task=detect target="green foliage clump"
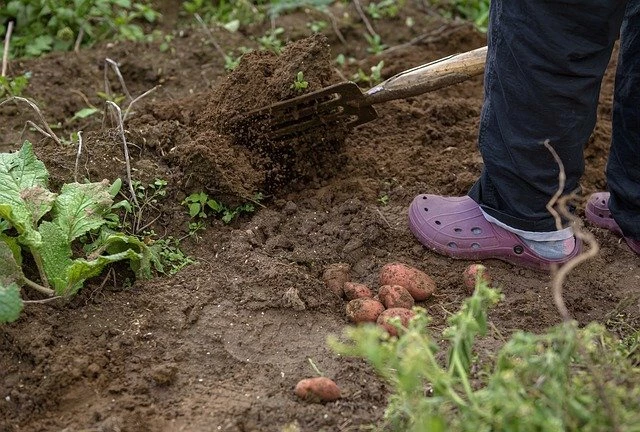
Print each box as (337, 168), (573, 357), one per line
(0, 73), (30, 98)
(432, 0), (490, 31)
(331, 280), (640, 431)
(0, 0), (160, 58)
(182, 191), (262, 225)
(0, 142), (152, 323)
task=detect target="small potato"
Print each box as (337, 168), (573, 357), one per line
(463, 264), (492, 293)
(346, 298), (385, 323)
(343, 282), (373, 300)
(377, 308), (416, 337)
(378, 285), (414, 309)
(379, 263), (436, 301)
(295, 377), (341, 402)
(322, 263), (351, 298)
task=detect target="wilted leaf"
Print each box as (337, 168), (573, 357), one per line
(65, 249), (144, 295)
(0, 239), (23, 285)
(51, 180), (114, 242)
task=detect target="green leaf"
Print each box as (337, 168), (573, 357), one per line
(38, 221), (73, 294)
(0, 239), (24, 285)
(66, 248), (143, 295)
(0, 282), (23, 324)
(72, 107), (100, 121)
(51, 180), (114, 242)
(188, 202), (201, 218)
(0, 141), (50, 248)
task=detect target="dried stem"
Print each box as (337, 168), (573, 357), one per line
(123, 85), (160, 122)
(104, 58), (133, 102)
(194, 13), (228, 62)
(0, 97), (62, 145)
(74, 131), (84, 182)
(106, 101), (139, 210)
(74, 28), (84, 53)
(322, 9), (347, 45)
(352, 0), (378, 38)
(2, 20), (14, 77)
(23, 296), (63, 304)
(22, 276), (54, 297)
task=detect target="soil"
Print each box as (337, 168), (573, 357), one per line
(1, 2), (639, 432)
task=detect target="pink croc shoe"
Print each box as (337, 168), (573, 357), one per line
(585, 192), (640, 255)
(408, 194), (583, 271)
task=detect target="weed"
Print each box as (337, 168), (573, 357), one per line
(182, 191), (262, 224)
(1, 0), (160, 58)
(365, 33), (387, 55)
(0, 72), (31, 98)
(352, 60), (384, 85)
(183, 0), (262, 27)
(431, 0), (490, 31)
(148, 235), (195, 275)
(257, 27), (285, 54)
(291, 71), (309, 92)
(366, 0), (405, 19)
(377, 195), (389, 206)
(306, 20), (328, 33)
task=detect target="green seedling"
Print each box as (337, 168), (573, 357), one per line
(365, 33), (387, 55)
(352, 60), (384, 85)
(182, 191), (262, 224)
(378, 195), (389, 206)
(0, 72), (31, 98)
(307, 20), (328, 33)
(366, 0), (405, 19)
(0, 142), (152, 323)
(257, 27), (285, 54)
(291, 71), (309, 92)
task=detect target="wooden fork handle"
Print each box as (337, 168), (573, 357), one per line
(362, 46), (487, 106)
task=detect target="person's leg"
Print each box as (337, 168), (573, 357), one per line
(468, 0), (627, 231)
(607, 1), (640, 241)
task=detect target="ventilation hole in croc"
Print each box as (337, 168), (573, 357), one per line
(422, 196), (428, 200)
(471, 243), (481, 249)
(454, 228), (462, 233)
(448, 242), (457, 249)
(601, 199), (606, 204)
(423, 207), (429, 212)
(513, 245), (524, 255)
(435, 220), (441, 225)
(471, 227), (482, 235)
(598, 213), (603, 218)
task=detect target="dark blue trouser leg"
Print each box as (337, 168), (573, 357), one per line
(608, 2), (640, 240)
(468, 0), (629, 232)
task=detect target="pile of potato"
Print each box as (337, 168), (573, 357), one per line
(323, 262), (437, 337)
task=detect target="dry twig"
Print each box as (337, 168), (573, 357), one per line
(2, 20), (14, 77)
(104, 58), (133, 101)
(0, 97), (62, 145)
(352, 0), (378, 38)
(106, 101), (139, 210)
(73, 131), (84, 182)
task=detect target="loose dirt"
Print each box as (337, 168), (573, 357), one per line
(1, 2), (638, 432)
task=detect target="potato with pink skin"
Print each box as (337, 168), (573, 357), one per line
(322, 263), (351, 298)
(343, 282), (373, 300)
(379, 263), (436, 301)
(295, 377), (341, 402)
(463, 264), (492, 293)
(377, 308), (416, 337)
(346, 298), (385, 323)
(378, 285), (415, 309)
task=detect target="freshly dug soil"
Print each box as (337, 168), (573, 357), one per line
(1, 2), (638, 432)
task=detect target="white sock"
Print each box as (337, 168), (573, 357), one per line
(481, 210), (576, 259)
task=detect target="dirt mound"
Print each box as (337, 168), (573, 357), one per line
(129, 34), (348, 199)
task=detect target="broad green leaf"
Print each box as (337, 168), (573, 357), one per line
(65, 249), (143, 295)
(86, 230), (152, 279)
(72, 107), (100, 121)
(0, 239), (23, 285)
(0, 282), (23, 324)
(38, 221), (73, 294)
(0, 142), (50, 247)
(51, 180), (114, 242)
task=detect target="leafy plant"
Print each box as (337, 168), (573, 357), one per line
(147, 235), (194, 275)
(366, 0), (405, 19)
(182, 191), (262, 224)
(352, 60), (384, 85)
(306, 19), (328, 33)
(0, 142), (152, 323)
(0, 0), (160, 58)
(431, 0), (490, 31)
(183, 0), (262, 27)
(256, 27), (285, 54)
(0, 72), (31, 98)
(331, 279), (640, 431)
(365, 33), (387, 55)
(291, 71), (309, 92)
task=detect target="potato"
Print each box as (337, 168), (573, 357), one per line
(346, 298), (385, 323)
(463, 264), (492, 293)
(378, 285), (414, 309)
(377, 308), (416, 337)
(343, 282), (373, 300)
(322, 263), (351, 298)
(295, 377), (341, 402)
(379, 262), (436, 301)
